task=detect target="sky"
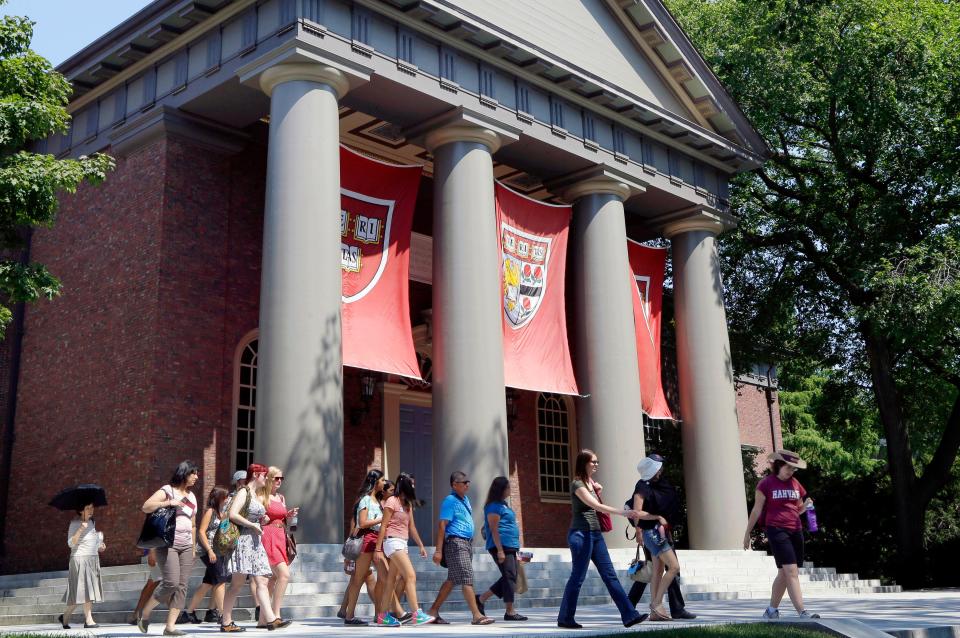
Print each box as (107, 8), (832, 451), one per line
(3, 0), (155, 67)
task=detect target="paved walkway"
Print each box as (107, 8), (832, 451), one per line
(3, 592), (959, 637)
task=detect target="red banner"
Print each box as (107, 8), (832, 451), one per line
(496, 183), (579, 395)
(627, 240), (672, 418)
(340, 146), (422, 379)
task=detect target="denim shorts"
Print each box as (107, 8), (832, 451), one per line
(642, 528), (672, 557)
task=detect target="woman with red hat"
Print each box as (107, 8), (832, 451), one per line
(743, 450), (820, 620)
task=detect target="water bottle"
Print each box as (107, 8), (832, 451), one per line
(289, 515), (298, 532)
(805, 502), (819, 533)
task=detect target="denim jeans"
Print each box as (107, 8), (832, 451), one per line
(558, 529), (641, 625)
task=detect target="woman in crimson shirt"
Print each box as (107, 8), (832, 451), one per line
(743, 450), (820, 621)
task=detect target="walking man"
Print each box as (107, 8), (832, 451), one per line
(426, 471), (494, 625)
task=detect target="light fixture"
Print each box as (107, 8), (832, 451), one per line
(350, 372), (378, 426)
(505, 388), (519, 432)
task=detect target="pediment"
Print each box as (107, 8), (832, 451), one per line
(430, 0), (765, 153)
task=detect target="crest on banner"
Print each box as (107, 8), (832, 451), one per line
(341, 189), (394, 303)
(501, 223), (551, 328)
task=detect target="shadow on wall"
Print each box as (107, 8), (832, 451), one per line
(283, 311), (344, 542)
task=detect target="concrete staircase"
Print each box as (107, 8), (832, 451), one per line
(0, 545), (900, 626)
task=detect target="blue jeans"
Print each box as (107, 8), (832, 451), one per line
(558, 529), (641, 625)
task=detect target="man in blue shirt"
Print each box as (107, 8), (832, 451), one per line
(425, 471), (493, 625)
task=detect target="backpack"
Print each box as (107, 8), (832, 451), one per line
(213, 487), (252, 556)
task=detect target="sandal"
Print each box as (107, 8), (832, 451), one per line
(431, 616), (450, 625)
(649, 608), (671, 622)
(471, 616), (495, 625)
(221, 622), (246, 632)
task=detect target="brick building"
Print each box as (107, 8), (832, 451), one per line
(0, 0), (778, 574)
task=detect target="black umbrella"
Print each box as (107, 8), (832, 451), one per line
(49, 484), (108, 511)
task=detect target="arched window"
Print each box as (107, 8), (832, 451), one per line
(234, 336), (258, 472)
(537, 392), (573, 498)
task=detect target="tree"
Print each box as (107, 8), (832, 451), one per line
(0, 4), (114, 337)
(666, 0), (960, 586)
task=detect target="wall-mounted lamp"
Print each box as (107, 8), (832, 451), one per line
(505, 388), (519, 432)
(350, 372), (378, 427)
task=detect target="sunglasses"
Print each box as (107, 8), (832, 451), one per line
(649, 454), (665, 462)
(274, 476), (284, 482)
(454, 480), (471, 485)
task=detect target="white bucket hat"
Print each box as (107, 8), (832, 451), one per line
(232, 470), (247, 483)
(637, 454), (664, 481)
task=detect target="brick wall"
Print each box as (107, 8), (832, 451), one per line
(3, 139), (168, 573)
(735, 378), (782, 471)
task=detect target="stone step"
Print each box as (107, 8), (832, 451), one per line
(0, 546), (900, 626)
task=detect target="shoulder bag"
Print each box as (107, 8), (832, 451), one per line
(213, 487), (252, 556)
(592, 481), (613, 533)
(341, 503), (364, 560)
(627, 544), (654, 582)
(136, 487), (177, 549)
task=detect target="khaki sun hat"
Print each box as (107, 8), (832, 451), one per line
(768, 450), (807, 469)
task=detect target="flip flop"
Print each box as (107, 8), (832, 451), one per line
(471, 617), (495, 625)
(431, 616), (450, 625)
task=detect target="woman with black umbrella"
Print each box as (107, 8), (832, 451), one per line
(60, 502), (105, 629)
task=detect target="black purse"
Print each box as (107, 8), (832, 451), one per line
(137, 489), (178, 550)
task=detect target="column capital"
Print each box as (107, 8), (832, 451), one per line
(405, 107), (520, 154)
(259, 63), (350, 99)
(653, 205), (737, 238)
(546, 166), (647, 203)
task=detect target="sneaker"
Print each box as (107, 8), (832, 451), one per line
(138, 616), (150, 634)
(397, 612), (413, 624)
(799, 610), (821, 619)
(176, 611), (190, 625)
(762, 608), (780, 620)
(672, 609), (697, 620)
(503, 613), (528, 621)
(204, 610), (222, 624)
(337, 609), (346, 620)
(185, 611), (202, 624)
(376, 612), (401, 627)
(413, 609), (434, 626)
(344, 617), (368, 626)
(164, 629), (188, 637)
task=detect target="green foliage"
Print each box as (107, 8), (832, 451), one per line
(666, 0), (960, 584)
(624, 624), (826, 638)
(0, 2), (114, 338)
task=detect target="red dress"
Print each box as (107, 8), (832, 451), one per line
(262, 498), (288, 566)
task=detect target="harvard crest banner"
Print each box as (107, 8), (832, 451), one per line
(496, 182), (579, 395)
(627, 240), (672, 419)
(340, 146), (422, 379)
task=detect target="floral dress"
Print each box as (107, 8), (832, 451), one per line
(227, 489), (272, 576)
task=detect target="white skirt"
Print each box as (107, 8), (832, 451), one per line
(62, 555), (103, 604)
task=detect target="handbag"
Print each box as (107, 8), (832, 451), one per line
(341, 518), (364, 560)
(285, 531), (298, 564)
(136, 487), (177, 549)
(515, 560), (528, 595)
(213, 487), (251, 556)
(627, 544), (654, 582)
(592, 481), (613, 533)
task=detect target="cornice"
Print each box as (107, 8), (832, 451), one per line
(109, 105), (249, 157)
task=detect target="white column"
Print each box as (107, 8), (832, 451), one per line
(425, 123), (509, 535)
(666, 216), (748, 549)
(255, 64), (350, 544)
(560, 175), (646, 549)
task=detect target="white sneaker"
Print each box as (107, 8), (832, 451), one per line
(762, 608), (780, 620)
(799, 610), (821, 619)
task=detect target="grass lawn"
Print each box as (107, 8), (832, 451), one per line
(624, 624), (827, 638)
